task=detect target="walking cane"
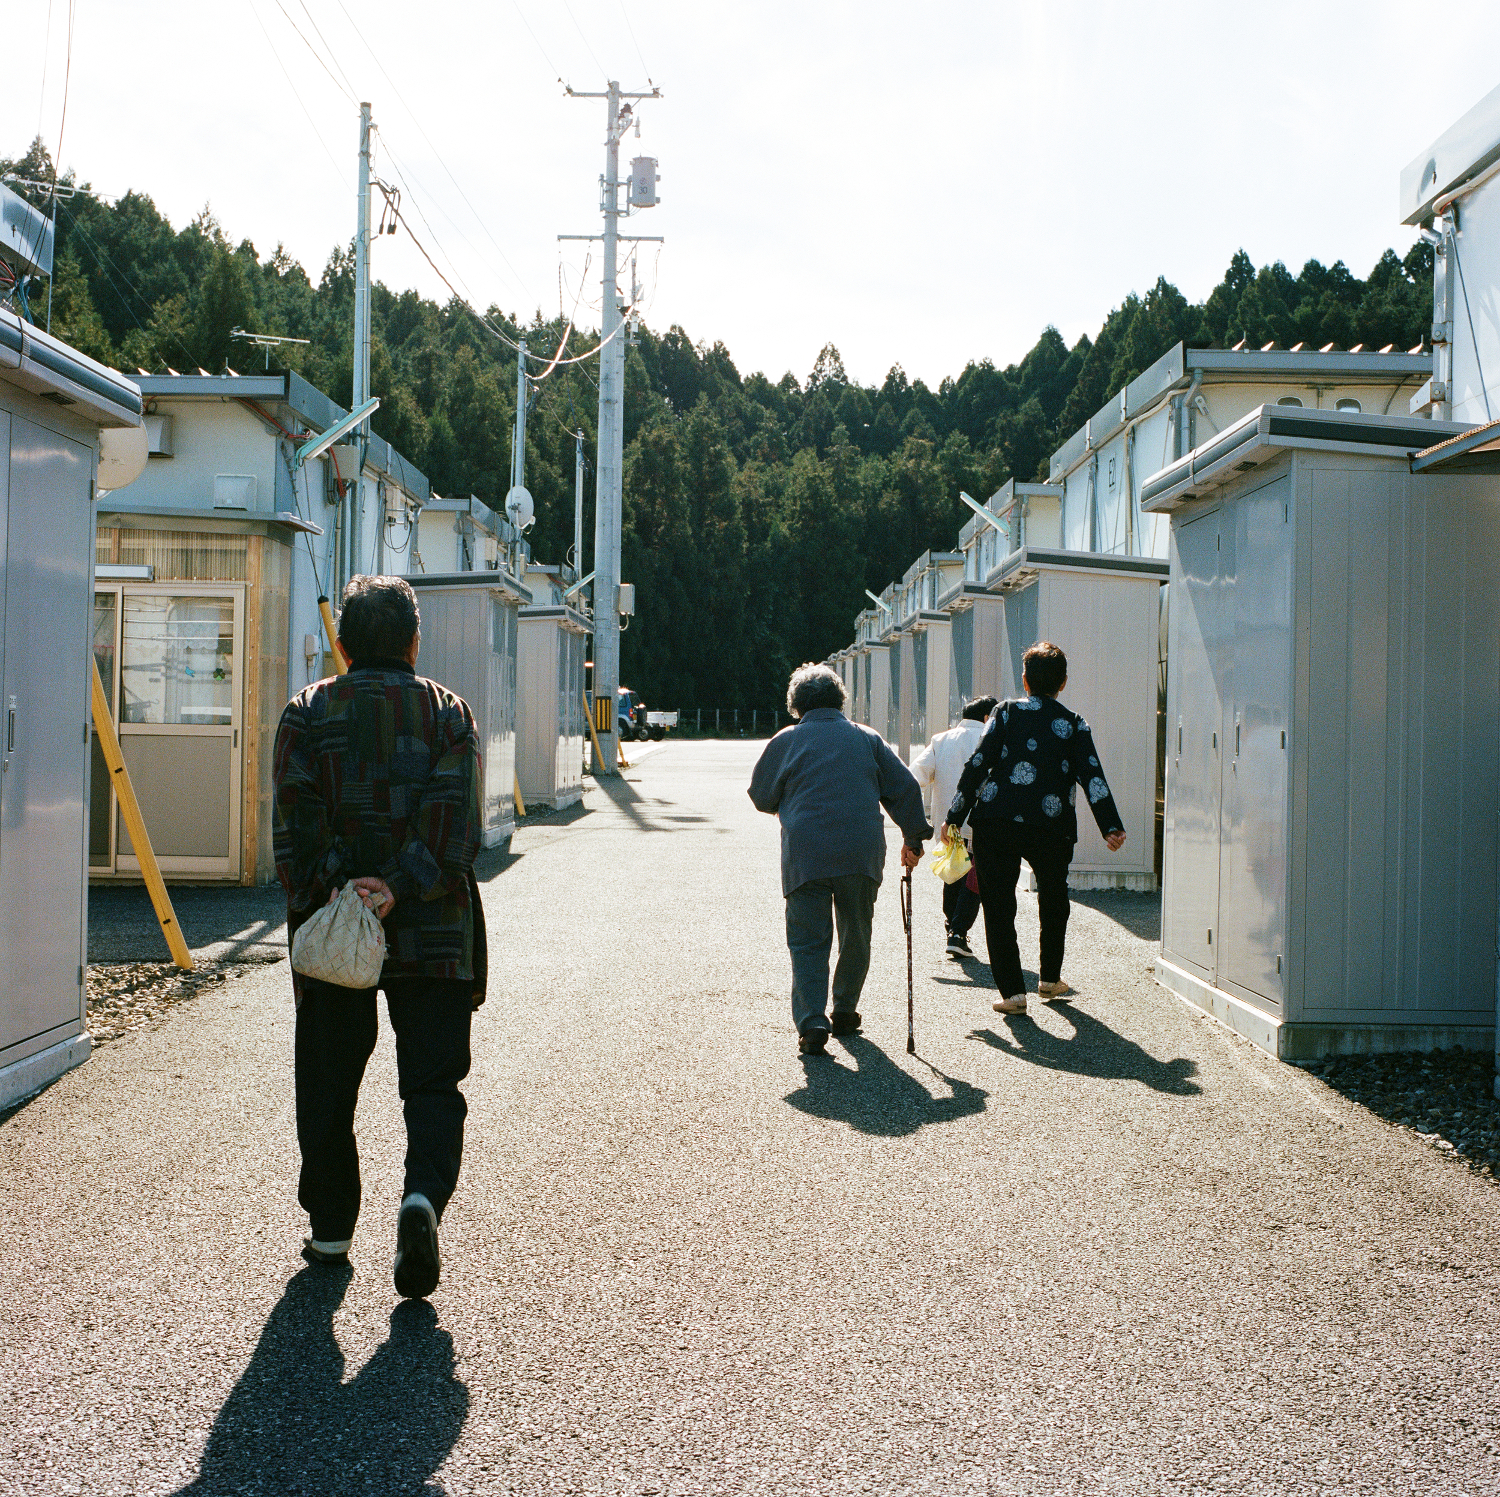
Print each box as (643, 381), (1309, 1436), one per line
(900, 867), (915, 1054)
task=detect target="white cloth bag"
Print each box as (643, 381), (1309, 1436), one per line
(291, 882), (387, 990)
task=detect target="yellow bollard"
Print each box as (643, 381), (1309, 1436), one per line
(317, 595), (347, 675)
(90, 655), (194, 970)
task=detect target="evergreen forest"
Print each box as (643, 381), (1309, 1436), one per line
(3, 140), (1437, 713)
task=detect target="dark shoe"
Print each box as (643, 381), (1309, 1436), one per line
(830, 1011), (862, 1036)
(301, 1236), (350, 1266)
(798, 1026), (830, 1055)
(393, 1193), (441, 1299)
(946, 933), (973, 958)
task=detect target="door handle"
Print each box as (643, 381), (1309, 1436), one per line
(3, 694), (15, 768)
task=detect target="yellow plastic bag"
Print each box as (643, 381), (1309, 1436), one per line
(928, 826), (972, 884)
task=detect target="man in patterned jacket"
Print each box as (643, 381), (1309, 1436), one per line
(273, 575), (486, 1299)
(945, 641), (1125, 1015)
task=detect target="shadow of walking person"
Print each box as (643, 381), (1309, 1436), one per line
(177, 1266), (469, 1496)
(784, 1034), (989, 1137)
(967, 1005), (1200, 1096)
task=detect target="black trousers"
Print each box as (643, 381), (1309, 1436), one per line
(971, 821), (1072, 998)
(295, 976), (473, 1244)
(942, 872), (981, 937)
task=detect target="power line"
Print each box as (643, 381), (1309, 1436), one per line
(295, 0), (360, 100)
(559, 0), (609, 84)
(243, 0), (351, 196)
(36, 0), (55, 147)
(510, 0), (564, 83)
(328, 0), (538, 306)
(616, 0), (655, 89)
(271, 0), (356, 102)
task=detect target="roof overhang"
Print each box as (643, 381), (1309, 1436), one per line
(407, 569), (532, 606)
(1401, 81), (1500, 225)
(1, 309), (141, 427)
(985, 546), (1169, 593)
(95, 502), (324, 535)
(1409, 416), (1500, 473)
(1140, 405), (1472, 512)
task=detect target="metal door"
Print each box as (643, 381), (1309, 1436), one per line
(911, 629), (928, 749)
(950, 608), (973, 716)
(90, 587), (120, 869)
(0, 416), (91, 1054)
(115, 585), (243, 878)
(1217, 477), (1291, 1007)
(1162, 509), (1224, 977)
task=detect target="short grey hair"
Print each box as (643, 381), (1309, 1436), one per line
(787, 662), (846, 718)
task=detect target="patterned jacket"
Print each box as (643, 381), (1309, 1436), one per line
(946, 694), (1124, 846)
(273, 659), (484, 985)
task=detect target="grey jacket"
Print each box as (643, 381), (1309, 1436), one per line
(748, 708), (933, 895)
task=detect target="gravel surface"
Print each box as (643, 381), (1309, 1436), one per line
(3, 739), (1499, 1496)
(85, 961), (275, 1048)
(1309, 1049), (1500, 1177)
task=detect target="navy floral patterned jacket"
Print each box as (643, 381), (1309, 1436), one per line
(945, 694), (1124, 845)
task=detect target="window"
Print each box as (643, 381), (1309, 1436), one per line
(1335, 398), (1362, 414)
(1276, 396), (1304, 408)
(120, 595), (235, 725)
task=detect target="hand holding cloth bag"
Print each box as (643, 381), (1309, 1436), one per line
(291, 882), (387, 994)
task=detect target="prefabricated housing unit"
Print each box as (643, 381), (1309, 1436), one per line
(891, 550), (965, 755)
(410, 569), (533, 849)
(94, 372), (429, 884)
(984, 546), (1168, 890)
(0, 309), (143, 1106)
(1047, 343), (1433, 561)
(1145, 404), (1495, 1061)
(516, 565), (590, 812)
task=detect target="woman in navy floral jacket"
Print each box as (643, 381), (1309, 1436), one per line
(945, 641), (1126, 1014)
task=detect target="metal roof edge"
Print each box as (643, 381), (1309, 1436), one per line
(1401, 81), (1500, 224)
(1186, 348), (1431, 379)
(1409, 415), (1500, 472)
(133, 372), (289, 400)
(1, 308), (142, 426)
(407, 569), (533, 604)
(987, 546), (1169, 588)
(1140, 406), (1472, 511)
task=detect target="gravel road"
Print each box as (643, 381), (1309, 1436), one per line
(3, 739), (1498, 1496)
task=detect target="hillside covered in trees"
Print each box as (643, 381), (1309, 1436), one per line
(4, 139), (1435, 712)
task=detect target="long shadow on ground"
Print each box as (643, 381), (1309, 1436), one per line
(176, 1265), (468, 1496)
(1068, 889), (1162, 942)
(785, 1034), (989, 1136)
(968, 1006), (1200, 1096)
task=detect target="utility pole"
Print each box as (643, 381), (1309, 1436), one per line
(510, 339), (528, 576)
(573, 429), (585, 583)
(346, 101), (374, 594)
(561, 80), (661, 775)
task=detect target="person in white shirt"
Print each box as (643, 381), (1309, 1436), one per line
(908, 696), (996, 958)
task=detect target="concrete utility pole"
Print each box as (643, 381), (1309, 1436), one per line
(562, 80), (661, 775)
(347, 101), (374, 593)
(511, 339), (528, 495)
(573, 429), (585, 583)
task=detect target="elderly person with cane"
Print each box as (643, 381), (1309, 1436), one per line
(749, 663), (931, 1054)
(945, 641), (1124, 1015)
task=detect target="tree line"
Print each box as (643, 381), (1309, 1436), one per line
(4, 138), (1435, 712)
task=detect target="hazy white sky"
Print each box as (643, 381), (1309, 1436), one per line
(7, 1), (1500, 388)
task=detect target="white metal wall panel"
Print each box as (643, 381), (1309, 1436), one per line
(1217, 477), (1291, 1008)
(867, 647), (890, 742)
(1162, 509), (1223, 980)
(0, 416), (91, 1058)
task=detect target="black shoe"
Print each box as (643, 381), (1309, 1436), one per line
(946, 932), (973, 958)
(830, 1011), (862, 1036)
(798, 1026), (830, 1055)
(393, 1193), (441, 1299)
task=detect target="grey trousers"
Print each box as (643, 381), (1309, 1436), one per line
(785, 874), (879, 1034)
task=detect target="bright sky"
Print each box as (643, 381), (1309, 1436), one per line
(6, 2), (1500, 390)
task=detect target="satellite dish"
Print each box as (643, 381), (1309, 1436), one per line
(97, 423), (149, 494)
(504, 484), (535, 532)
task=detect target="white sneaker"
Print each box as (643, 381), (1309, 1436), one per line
(992, 995), (1027, 1014)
